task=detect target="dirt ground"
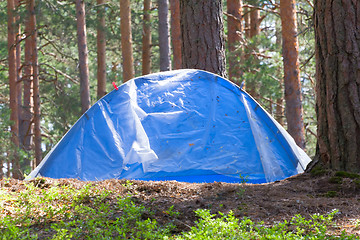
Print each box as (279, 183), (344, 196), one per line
(2, 171), (360, 236)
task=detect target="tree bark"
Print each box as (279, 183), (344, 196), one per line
(227, 0), (242, 82)
(29, 0), (42, 166)
(314, 0), (360, 172)
(20, 0), (33, 171)
(142, 0), (152, 75)
(246, 5), (260, 98)
(8, 0), (21, 178)
(180, 0), (226, 77)
(170, 0), (182, 70)
(158, 0), (171, 71)
(244, 7), (250, 38)
(275, 22), (284, 125)
(76, 0), (91, 114)
(250, 7), (260, 38)
(15, 0), (22, 134)
(120, 0), (134, 82)
(97, 0), (107, 99)
(280, 0), (305, 149)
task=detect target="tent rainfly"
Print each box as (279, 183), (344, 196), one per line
(29, 69), (311, 183)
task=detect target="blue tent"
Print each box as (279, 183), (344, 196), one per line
(29, 69), (311, 183)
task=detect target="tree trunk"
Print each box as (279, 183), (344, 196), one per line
(29, 0), (42, 166)
(20, 0), (33, 171)
(250, 7), (260, 38)
(97, 0), (107, 99)
(22, 29), (33, 156)
(7, 0), (20, 178)
(170, 0), (182, 70)
(275, 21), (284, 125)
(180, 0), (226, 77)
(15, 0), (22, 135)
(314, 0), (360, 172)
(244, 7), (250, 38)
(76, 0), (91, 114)
(227, 0), (242, 82)
(142, 0), (152, 75)
(280, 0), (305, 149)
(120, 0), (134, 82)
(246, 6), (260, 98)
(158, 0), (171, 71)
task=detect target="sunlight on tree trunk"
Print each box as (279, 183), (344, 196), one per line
(280, 0), (305, 149)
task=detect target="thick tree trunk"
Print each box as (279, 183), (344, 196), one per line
(314, 0), (360, 172)
(76, 0), (91, 114)
(227, 0), (242, 82)
(120, 0), (134, 82)
(280, 0), (305, 149)
(158, 0), (171, 71)
(170, 0), (182, 70)
(97, 0), (107, 99)
(29, 0), (42, 166)
(180, 0), (226, 77)
(142, 0), (152, 75)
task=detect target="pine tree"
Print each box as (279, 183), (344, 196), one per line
(227, 0), (243, 82)
(76, 0), (91, 114)
(7, 0), (20, 177)
(142, 0), (152, 75)
(280, 0), (305, 149)
(158, 0), (171, 71)
(314, 0), (360, 171)
(120, 0), (135, 81)
(97, 0), (107, 99)
(170, 0), (182, 70)
(180, 0), (226, 77)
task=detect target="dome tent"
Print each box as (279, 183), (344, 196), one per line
(29, 69), (311, 183)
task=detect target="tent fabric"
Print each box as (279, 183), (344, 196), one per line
(29, 69), (311, 183)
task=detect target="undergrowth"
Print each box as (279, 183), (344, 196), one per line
(0, 180), (358, 239)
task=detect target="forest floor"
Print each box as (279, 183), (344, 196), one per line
(1, 171), (360, 238)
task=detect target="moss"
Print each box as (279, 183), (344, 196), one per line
(328, 176), (342, 184)
(335, 171), (360, 179)
(310, 166), (327, 177)
(325, 191), (337, 198)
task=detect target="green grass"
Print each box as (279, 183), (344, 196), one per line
(0, 180), (358, 239)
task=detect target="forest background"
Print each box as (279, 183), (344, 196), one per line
(1, 0), (315, 178)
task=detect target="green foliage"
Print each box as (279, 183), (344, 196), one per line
(178, 209), (356, 240)
(335, 171), (360, 179)
(0, 181), (358, 239)
(0, 180), (173, 239)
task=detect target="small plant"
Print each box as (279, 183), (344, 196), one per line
(236, 174), (249, 198)
(325, 191), (338, 198)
